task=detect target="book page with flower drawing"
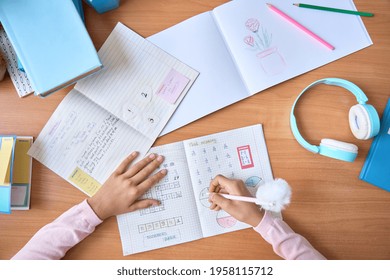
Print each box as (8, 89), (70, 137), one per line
(212, 0), (372, 94)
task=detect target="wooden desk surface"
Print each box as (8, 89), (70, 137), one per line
(1, 0), (389, 260)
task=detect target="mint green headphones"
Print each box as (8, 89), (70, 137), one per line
(290, 78), (380, 162)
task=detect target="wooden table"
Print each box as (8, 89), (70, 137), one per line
(1, 0), (389, 260)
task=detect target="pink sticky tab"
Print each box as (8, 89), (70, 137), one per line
(156, 69), (190, 104)
(237, 145), (254, 169)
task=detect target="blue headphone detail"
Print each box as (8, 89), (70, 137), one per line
(290, 78), (380, 162)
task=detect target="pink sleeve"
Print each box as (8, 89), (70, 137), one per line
(253, 211), (326, 260)
(11, 200), (102, 260)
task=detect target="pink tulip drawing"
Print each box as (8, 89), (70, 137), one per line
(245, 18), (260, 33)
(244, 36), (255, 47)
(244, 18), (272, 51)
(243, 18), (285, 76)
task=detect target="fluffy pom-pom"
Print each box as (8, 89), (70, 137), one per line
(255, 178), (291, 212)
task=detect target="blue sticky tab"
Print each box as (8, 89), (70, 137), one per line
(85, 0), (120, 14)
(0, 186), (12, 214)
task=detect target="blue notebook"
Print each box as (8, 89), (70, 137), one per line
(0, 0), (102, 97)
(14, 0), (85, 73)
(359, 98), (390, 192)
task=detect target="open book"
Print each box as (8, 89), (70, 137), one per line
(148, 0), (373, 135)
(28, 23), (199, 195)
(117, 124), (273, 255)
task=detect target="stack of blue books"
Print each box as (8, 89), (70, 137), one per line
(0, 0), (102, 97)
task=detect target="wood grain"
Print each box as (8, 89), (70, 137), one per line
(1, 0), (389, 260)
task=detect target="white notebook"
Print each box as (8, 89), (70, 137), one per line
(117, 124), (273, 255)
(149, 0), (373, 135)
(28, 23), (199, 196)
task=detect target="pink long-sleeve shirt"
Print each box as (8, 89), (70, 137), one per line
(12, 200), (325, 260)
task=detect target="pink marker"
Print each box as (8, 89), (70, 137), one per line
(266, 3), (335, 50)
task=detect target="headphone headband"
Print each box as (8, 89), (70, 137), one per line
(290, 78), (369, 154)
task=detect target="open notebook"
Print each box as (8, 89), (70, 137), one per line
(117, 124), (273, 255)
(28, 23), (198, 195)
(149, 0), (373, 135)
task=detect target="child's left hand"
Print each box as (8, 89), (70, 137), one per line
(87, 151), (167, 220)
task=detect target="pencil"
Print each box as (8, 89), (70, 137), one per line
(266, 3), (335, 50)
(293, 3), (374, 17)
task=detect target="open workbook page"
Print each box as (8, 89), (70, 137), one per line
(117, 141), (203, 256)
(183, 124), (273, 237)
(28, 23), (198, 196)
(116, 124), (273, 255)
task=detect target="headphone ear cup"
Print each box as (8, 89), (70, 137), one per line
(349, 104), (380, 140)
(319, 139), (358, 162)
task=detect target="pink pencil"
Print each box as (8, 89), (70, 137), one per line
(266, 3), (335, 50)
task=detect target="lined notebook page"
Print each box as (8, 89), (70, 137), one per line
(28, 23), (198, 197)
(117, 141), (203, 256)
(183, 124), (274, 237)
(75, 22), (199, 140)
(28, 89), (153, 195)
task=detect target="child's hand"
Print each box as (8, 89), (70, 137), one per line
(208, 174), (263, 227)
(87, 152), (167, 220)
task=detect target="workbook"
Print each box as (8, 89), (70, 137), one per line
(148, 0), (373, 135)
(117, 124), (273, 255)
(28, 23), (198, 196)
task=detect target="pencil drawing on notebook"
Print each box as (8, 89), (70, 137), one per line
(243, 18), (286, 76)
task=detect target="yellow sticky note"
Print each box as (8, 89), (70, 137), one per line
(0, 137), (15, 185)
(68, 167), (102, 197)
(12, 138), (33, 184)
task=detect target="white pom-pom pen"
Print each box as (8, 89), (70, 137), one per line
(207, 178), (292, 212)
(208, 192), (268, 206)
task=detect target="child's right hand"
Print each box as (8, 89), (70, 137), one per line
(208, 175), (264, 227)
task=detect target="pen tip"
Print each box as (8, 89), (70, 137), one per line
(266, 3), (271, 7)
(293, 3), (298, 6)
